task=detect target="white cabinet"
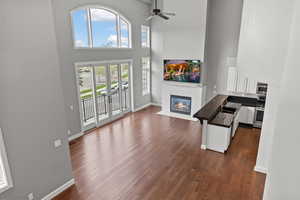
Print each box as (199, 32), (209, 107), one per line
(207, 125), (232, 153)
(239, 106), (255, 125)
(226, 68), (258, 94)
(247, 79), (258, 94)
(248, 107), (255, 124)
(232, 111), (240, 137)
(227, 67), (238, 92)
(236, 74), (248, 93)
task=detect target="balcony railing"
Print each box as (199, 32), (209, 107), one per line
(81, 87), (129, 123)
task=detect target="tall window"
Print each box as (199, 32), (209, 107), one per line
(0, 128), (12, 194)
(142, 57), (150, 95)
(141, 25), (150, 48)
(71, 7), (131, 48)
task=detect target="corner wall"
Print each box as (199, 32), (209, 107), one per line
(0, 0), (73, 199)
(237, 0), (294, 173)
(204, 0), (244, 101)
(263, 1), (300, 199)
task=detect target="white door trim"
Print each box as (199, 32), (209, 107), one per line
(74, 59), (133, 132)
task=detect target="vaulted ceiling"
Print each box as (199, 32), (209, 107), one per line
(137, 0), (152, 4)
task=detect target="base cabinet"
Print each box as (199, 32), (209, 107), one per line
(207, 125), (232, 153)
(239, 106), (255, 125)
(232, 111), (240, 137)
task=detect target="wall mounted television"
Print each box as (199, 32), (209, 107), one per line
(163, 60), (201, 83)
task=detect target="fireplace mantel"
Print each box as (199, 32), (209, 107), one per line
(157, 82), (206, 121)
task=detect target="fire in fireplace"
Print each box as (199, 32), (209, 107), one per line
(170, 95), (192, 115)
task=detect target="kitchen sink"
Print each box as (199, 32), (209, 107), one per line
(221, 107), (236, 114)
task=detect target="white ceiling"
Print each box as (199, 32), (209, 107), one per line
(138, 0), (152, 4)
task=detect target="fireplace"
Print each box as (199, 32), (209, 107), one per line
(170, 95), (192, 115)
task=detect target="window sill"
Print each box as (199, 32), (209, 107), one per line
(0, 183), (13, 194)
(73, 47), (134, 50)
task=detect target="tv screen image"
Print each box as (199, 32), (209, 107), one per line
(163, 60), (201, 83)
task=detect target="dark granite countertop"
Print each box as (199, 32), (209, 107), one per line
(194, 94), (259, 128)
(193, 95), (228, 121)
(209, 112), (234, 128)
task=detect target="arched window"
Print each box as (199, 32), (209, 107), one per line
(71, 7), (131, 48)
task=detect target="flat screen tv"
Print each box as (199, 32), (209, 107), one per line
(163, 60), (201, 83)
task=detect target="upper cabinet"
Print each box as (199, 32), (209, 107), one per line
(227, 67), (258, 94)
(247, 79), (257, 94)
(227, 67), (238, 92)
(236, 73), (247, 93)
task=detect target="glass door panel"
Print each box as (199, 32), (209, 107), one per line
(94, 65), (109, 122)
(121, 63), (130, 111)
(77, 61), (131, 131)
(109, 64), (122, 116)
(77, 66), (96, 127)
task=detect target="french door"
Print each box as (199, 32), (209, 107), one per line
(76, 60), (132, 131)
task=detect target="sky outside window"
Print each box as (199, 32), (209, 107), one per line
(71, 7), (132, 48)
(90, 8), (118, 47)
(72, 9), (89, 47)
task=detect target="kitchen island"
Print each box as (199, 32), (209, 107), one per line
(194, 94), (257, 153)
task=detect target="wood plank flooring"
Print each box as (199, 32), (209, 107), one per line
(54, 106), (266, 200)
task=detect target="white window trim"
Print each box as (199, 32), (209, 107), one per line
(70, 5), (132, 49)
(0, 128), (13, 194)
(141, 25), (150, 48)
(74, 59), (135, 131)
(142, 57), (151, 96)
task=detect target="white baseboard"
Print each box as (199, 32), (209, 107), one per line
(150, 102), (161, 107)
(133, 103), (152, 112)
(68, 132), (84, 142)
(157, 111), (198, 121)
(254, 165), (268, 174)
(41, 179), (75, 200)
(201, 144), (207, 150)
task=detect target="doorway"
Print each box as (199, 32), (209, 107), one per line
(75, 60), (132, 131)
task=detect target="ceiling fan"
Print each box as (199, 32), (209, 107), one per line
(146, 0), (176, 21)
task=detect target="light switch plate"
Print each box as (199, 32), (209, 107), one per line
(54, 139), (62, 148)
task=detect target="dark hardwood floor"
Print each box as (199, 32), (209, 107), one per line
(55, 106), (266, 200)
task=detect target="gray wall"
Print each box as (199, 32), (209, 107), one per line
(263, 1), (300, 199)
(0, 0), (73, 199)
(151, 0), (208, 104)
(51, 0), (151, 136)
(151, 0), (164, 104)
(237, 0), (294, 173)
(205, 0), (244, 101)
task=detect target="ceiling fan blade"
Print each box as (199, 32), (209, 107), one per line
(158, 13), (170, 20)
(145, 15), (155, 21)
(162, 12), (176, 16)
